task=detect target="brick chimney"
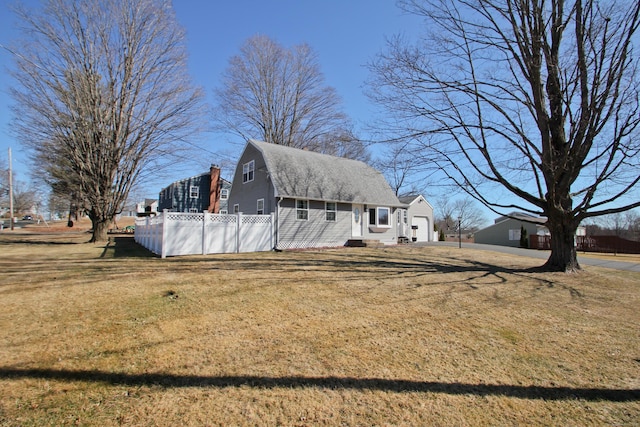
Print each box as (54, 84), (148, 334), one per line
(208, 165), (221, 213)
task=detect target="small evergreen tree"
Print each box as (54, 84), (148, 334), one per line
(520, 226), (529, 248)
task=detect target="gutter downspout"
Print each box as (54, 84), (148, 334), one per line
(275, 197), (282, 250)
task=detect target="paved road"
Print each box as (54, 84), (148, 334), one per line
(421, 241), (640, 272)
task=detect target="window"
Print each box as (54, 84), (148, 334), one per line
(257, 199), (264, 215)
(369, 206), (391, 228)
(189, 185), (199, 199)
(233, 204), (239, 214)
(378, 207), (390, 226)
(296, 199), (308, 220)
(220, 209), (228, 214)
(220, 189), (229, 200)
(325, 202), (336, 221)
(189, 208), (198, 213)
(242, 160), (255, 183)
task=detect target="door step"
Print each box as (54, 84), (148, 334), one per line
(346, 239), (383, 248)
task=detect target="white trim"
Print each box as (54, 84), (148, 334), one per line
(189, 185), (199, 199)
(296, 199), (309, 221)
(369, 206), (392, 228)
(257, 198), (265, 215)
(325, 201), (337, 222)
(242, 160), (255, 183)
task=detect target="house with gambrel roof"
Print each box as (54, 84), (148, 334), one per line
(228, 139), (404, 250)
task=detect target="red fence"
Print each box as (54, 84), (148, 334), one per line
(529, 234), (551, 250)
(529, 234), (640, 254)
(576, 235), (640, 254)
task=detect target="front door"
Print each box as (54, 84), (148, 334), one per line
(352, 204), (363, 237)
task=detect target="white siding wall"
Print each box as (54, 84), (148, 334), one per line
(277, 200), (351, 249)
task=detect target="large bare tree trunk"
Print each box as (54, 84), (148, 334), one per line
(544, 215), (580, 272)
(89, 216), (110, 243)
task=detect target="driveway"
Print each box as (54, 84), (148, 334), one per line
(421, 241), (640, 272)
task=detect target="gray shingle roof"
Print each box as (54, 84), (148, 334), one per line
(398, 195), (420, 204)
(250, 139), (403, 206)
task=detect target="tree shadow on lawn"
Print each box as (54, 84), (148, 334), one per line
(166, 249), (568, 294)
(100, 236), (155, 258)
(0, 367), (637, 402)
(90, 237), (569, 291)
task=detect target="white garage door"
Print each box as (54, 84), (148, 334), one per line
(411, 216), (430, 242)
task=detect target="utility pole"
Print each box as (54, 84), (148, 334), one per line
(8, 148), (14, 231)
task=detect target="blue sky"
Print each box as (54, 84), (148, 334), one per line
(0, 0), (425, 198)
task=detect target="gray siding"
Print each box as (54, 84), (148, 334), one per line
(474, 219), (539, 247)
(277, 199), (351, 249)
(228, 141), (402, 248)
(228, 144), (275, 214)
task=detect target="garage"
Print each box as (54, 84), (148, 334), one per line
(411, 216), (430, 242)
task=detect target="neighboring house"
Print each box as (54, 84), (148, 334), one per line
(398, 195), (435, 242)
(474, 212), (548, 247)
(227, 139), (405, 250)
(158, 165), (231, 213)
(137, 199), (158, 215)
(119, 199), (157, 219)
(120, 204), (138, 217)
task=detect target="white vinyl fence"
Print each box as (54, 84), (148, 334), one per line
(135, 211), (274, 258)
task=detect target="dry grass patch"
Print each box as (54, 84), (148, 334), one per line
(0, 233), (638, 426)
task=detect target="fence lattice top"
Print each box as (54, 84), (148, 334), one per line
(242, 215), (272, 224)
(166, 213), (204, 222)
(207, 214), (238, 224)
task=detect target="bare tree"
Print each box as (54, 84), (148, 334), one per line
(11, 179), (37, 215)
(375, 141), (430, 196)
(591, 211), (640, 240)
(435, 196), (486, 233)
(10, 0), (205, 242)
(0, 160), (38, 217)
(214, 35), (369, 161)
(367, 0), (640, 271)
